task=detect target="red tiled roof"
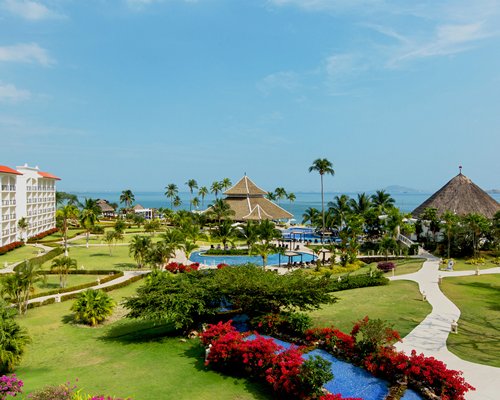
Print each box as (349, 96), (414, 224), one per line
(38, 171), (61, 180)
(0, 165), (22, 175)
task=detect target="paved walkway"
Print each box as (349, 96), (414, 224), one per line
(390, 255), (500, 400)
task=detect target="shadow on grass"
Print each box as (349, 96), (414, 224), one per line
(100, 319), (178, 344)
(89, 253), (110, 257)
(182, 345), (274, 399)
(113, 263), (136, 269)
(455, 281), (500, 311)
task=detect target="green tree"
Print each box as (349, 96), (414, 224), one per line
(220, 178), (232, 192)
(1, 261), (43, 314)
(165, 184), (179, 209)
(309, 158), (335, 233)
(80, 198), (100, 248)
(349, 193), (372, 216)
(257, 219), (281, 245)
(378, 235), (399, 261)
(274, 187), (287, 205)
(182, 240), (198, 260)
(212, 219), (237, 248)
(463, 213), (490, 258)
(71, 289), (116, 326)
(0, 299), (31, 373)
(119, 190), (135, 210)
(191, 196), (200, 210)
(186, 179), (198, 211)
(103, 231), (118, 256)
(207, 199), (235, 224)
(302, 207), (320, 226)
(173, 195), (182, 209)
(327, 194), (351, 230)
(51, 256), (77, 288)
(56, 204), (79, 256)
(371, 190), (395, 214)
(240, 220), (259, 250)
(198, 186), (209, 208)
(56, 191), (81, 208)
(146, 241), (176, 269)
(251, 242), (277, 267)
(144, 219), (161, 236)
(210, 181), (223, 199)
(17, 217), (28, 242)
(287, 192), (296, 205)
(129, 235), (153, 268)
(420, 207), (441, 243)
(266, 192), (277, 201)
(442, 211), (459, 258)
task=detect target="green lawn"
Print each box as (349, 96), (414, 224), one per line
(441, 274), (500, 367)
(17, 281), (271, 400)
(366, 258), (425, 277)
(43, 245), (138, 271)
(308, 280), (432, 337)
(34, 274), (104, 294)
(38, 229), (85, 242)
(0, 245), (41, 265)
(69, 233), (163, 245)
(439, 256), (499, 272)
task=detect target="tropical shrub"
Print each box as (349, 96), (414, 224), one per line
(350, 316), (400, 358)
(376, 261), (396, 272)
(319, 395), (362, 400)
(164, 262), (200, 273)
(70, 289), (116, 326)
(216, 263), (228, 269)
(0, 242), (24, 256)
(250, 312), (312, 339)
(326, 271), (388, 292)
(0, 374), (23, 399)
(26, 228), (58, 243)
(27, 383), (74, 400)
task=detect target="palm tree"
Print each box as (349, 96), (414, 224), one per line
(70, 289), (116, 327)
(464, 213), (490, 258)
(0, 299), (31, 373)
(182, 240), (198, 260)
(257, 220), (281, 245)
(349, 193), (372, 216)
(80, 198), (100, 248)
(129, 235), (153, 268)
(17, 217), (28, 242)
(442, 211), (458, 258)
(173, 195), (182, 209)
(146, 241), (176, 269)
(191, 196), (200, 210)
(119, 190), (135, 210)
(198, 186), (209, 208)
(327, 194), (351, 230)
(371, 190), (395, 214)
(165, 184), (179, 209)
(210, 181), (223, 199)
(309, 158), (335, 233)
(207, 199), (235, 224)
(240, 221), (259, 250)
(51, 256), (77, 288)
(56, 191), (81, 208)
(221, 178), (232, 191)
(302, 207), (320, 226)
(103, 231), (118, 256)
(56, 204), (79, 256)
(186, 179), (198, 211)
(251, 242), (277, 268)
(266, 192), (277, 201)
(287, 192), (296, 205)
(274, 187), (287, 205)
(212, 219), (237, 248)
(1, 261), (43, 314)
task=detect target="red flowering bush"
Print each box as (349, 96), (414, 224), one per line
(304, 327), (356, 359)
(164, 262), (200, 273)
(27, 228), (58, 242)
(350, 316), (401, 358)
(319, 395), (362, 400)
(0, 242), (24, 256)
(377, 262), (395, 272)
(216, 263), (228, 269)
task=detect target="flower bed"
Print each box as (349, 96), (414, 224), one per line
(26, 228), (59, 243)
(0, 242), (24, 256)
(164, 262), (200, 273)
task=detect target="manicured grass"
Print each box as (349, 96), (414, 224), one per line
(38, 229), (85, 242)
(34, 275), (103, 294)
(308, 280), (432, 337)
(441, 274), (500, 367)
(438, 256), (499, 272)
(0, 245), (41, 265)
(70, 233), (163, 245)
(363, 258), (425, 277)
(42, 245), (138, 271)
(16, 281), (271, 400)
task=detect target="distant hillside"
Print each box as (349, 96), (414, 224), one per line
(382, 185), (422, 194)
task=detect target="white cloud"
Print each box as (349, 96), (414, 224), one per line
(0, 43), (55, 66)
(388, 22), (494, 67)
(2, 0), (64, 20)
(0, 82), (31, 102)
(257, 71), (300, 94)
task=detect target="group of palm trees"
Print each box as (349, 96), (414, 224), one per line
(266, 187), (296, 206)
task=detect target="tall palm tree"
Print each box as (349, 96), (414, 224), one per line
(80, 198), (100, 248)
(186, 179), (198, 211)
(266, 192), (277, 201)
(165, 184), (179, 209)
(274, 187), (287, 205)
(173, 195), (182, 209)
(309, 158), (335, 233)
(208, 199), (235, 224)
(51, 256), (77, 288)
(442, 211), (458, 258)
(182, 240), (199, 260)
(349, 193), (372, 216)
(327, 194), (351, 230)
(129, 235), (153, 268)
(212, 219), (237, 248)
(210, 181), (223, 199)
(287, 192), (296, 205)
(56, 204), (79, 256)
(251, 242), (277, 268)
(71, 289), (116, 327)
(302, 207), (320, 226)
(17, 217), (28, 242)
(240, 221), (259, 250)
(257, 220), (281, 245)
(119, 190), (135, 210)
(220, 178), (232, 192)
(371, 190), (395, 214)
(191, 196), (200, 210)
(198, 186), (209, 208)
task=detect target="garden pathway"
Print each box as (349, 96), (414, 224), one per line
(390, 255), (500, 400)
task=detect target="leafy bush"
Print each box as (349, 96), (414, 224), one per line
(15, 247), (64, 271)
(27, 383), (74, 400)
(0, 300), (31, 373)
(326, 271), (389, 292)
(251, 312), (312, 339)
(90, 225), (105, 234)
(26, 228), (59, 243)
(377, 261), (396, 272)
(71, 289), (116, 326)
(204, 249), (249, 256)
(465, 257), (485, 265)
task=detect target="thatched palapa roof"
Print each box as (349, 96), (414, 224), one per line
(219, 175), (293, 221)
(412, 171), (500, 219)
(96, 199), (115, 213)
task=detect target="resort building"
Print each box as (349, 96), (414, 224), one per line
(0, 166), (22, 247)
(217, 175), (293, 221)
(97, 199), (116, 218)
(0, 163), (60, 247)
(412, 168), (500, 219)
(133, 204), (153, 220)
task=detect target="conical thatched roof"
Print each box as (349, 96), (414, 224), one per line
(413, 173), (500, 219)
(224, 175), (267, 197)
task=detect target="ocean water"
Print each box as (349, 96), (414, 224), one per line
(71, 191), (500, 221)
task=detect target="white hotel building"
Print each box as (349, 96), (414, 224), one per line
(0, 164), (60, 247)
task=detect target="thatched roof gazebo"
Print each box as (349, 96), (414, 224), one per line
(219, 175), (293, 221)
(412, 168), (500, 219)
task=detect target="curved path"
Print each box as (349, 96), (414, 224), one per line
(390, 255), (500, 400)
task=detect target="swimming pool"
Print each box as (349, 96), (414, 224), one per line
(189, 250), (316, 266)
(246, 334), (422, 400)
(282, 227), (340, 242)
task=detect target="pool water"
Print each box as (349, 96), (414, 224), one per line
(245, 334), (422, 400)
(282, 227), (340, 243)
(189, 251), (316, 266)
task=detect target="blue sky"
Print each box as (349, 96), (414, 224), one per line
(1, 0), (499, 193)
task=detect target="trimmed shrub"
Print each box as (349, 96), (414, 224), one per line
(26, 228), (59, 243)
(326, 271), (389, 292)
(377, 262), (396, 272)
(0, 242), (24, 256)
